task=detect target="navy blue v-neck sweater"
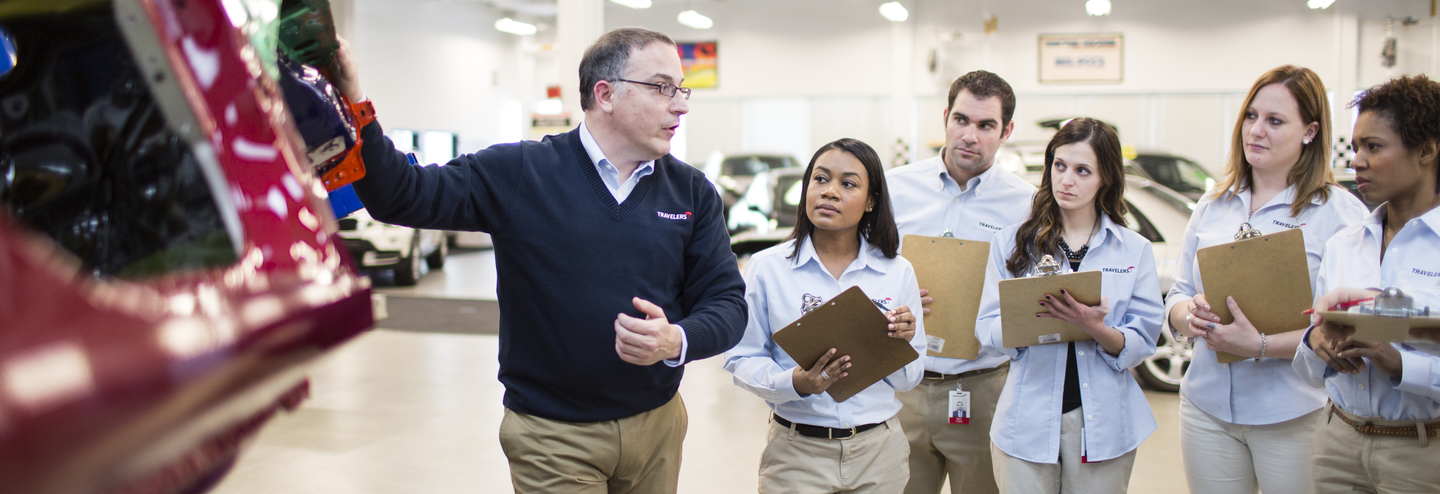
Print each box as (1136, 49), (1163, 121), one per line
(352, 122), (747, 422)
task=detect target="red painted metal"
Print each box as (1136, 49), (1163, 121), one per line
(0, 0), (374, 492)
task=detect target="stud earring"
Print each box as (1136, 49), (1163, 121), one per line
(866, 207), (874, 212)
(1303, 136), (1313, 145)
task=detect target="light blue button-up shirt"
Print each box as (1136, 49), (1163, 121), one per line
(976, 214), (1164, 463)
(1165, 185), (1367, 425)
(886, 155), (1037, 374)
(1294, 203), (1440, 420)
(578, 121), (655, 204)
(578, 122), (686, 366)
(723, 237), (927, 428)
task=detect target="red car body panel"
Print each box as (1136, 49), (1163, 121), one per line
(0, 0), (373, 492)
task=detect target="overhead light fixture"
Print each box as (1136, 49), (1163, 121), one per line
(1307, 0), (1337, 9)
(879, 2), (909, 22)
(677, 10), (713, 29)
(609, 0), (652, 8)
(1085, 0), (1111, 16)
(494, 18), (537, 35)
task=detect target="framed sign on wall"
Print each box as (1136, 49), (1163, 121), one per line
(1038, 34), (1123, 83)
(678, 41), (718, 88)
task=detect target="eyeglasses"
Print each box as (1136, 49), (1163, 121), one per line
(617, 79), (692, 100)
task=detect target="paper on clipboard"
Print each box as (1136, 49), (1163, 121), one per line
(998, 271), (1103, 348)
(1197, 228), (1311, 363)
(772, 286), (920, 402)
(1318, 311), (1440, 344)
(902, 234), (989, 360)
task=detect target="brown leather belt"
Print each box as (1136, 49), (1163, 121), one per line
(924, 361), (1009, 381)
(1329, 403), (1440, 439)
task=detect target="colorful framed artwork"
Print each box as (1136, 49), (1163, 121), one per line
(678, 41), (717, 89)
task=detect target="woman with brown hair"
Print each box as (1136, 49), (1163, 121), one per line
(975, 118), (1163, 493)
(1164, 66), (1368, 494)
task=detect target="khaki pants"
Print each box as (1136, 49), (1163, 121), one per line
(498, 394), (687, 494)
(1312, 405), (1440, 494)
(1179, 396), (1321, 494)
(759, 415), (911, 494)
(990, 408), (1137, 494)
(897, 364), (1007, 494)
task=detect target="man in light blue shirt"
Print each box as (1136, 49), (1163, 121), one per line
(886, 70), (1037, 494)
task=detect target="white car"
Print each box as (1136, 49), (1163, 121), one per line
(336, 209), (447, 285)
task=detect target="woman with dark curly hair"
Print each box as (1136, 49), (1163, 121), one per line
(1166, 66), (1369, 494)
(974, 118), (1164, 493)
(1295, 74), (1440, 493)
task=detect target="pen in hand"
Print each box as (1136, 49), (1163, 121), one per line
(1301, 297), (1374, 315)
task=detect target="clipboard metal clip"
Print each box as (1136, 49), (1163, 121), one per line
(1034, 254), (1062, 277)
(1360, 287), (1432, 318)
(1234, 222), (1263, 240)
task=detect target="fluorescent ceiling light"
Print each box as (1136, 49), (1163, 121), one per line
(609, 0), (651, 8)
(1086, 0), (1111, 16)
(494, 18), (537, 36)
(879, 2), (909, 22)
(677, 10), (713, 29)
(1307, 0), (1337, 9)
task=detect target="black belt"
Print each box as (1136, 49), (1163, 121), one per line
(773, 414), (882, 440)
(924, 361), (1009, 381)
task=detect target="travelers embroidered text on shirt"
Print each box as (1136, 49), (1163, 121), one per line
(1102, 266), (1136, 274)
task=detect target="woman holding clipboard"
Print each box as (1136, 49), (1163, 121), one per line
(1163, 66), (1367, 494)
(1295, 75), (1440, 492)
(974, 118), (1164, 493)
(723, 138), (926, 493)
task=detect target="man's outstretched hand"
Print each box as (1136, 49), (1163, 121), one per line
(326, 36), (364, 102)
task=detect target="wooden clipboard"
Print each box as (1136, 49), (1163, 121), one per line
(902, 234), (989, 360)
(1319, 311), (1440, 344)
(998, 271), (1103, 348)
(1197, 228), (1312, 363)
(772, 286), (920, 402)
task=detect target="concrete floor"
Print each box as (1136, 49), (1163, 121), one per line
(210, 249), (1189, 493)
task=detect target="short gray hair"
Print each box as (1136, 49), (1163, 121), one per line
(579, 27), (675, 111)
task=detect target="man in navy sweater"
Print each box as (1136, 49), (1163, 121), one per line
(331, 28), (747, 493)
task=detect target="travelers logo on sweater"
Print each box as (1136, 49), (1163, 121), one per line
(657, 211), (693, 220)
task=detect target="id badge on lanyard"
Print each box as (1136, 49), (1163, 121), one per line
(948, 379), (970, 425)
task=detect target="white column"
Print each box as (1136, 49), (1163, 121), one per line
(1333, 2), (1360, 139)
(557, 0), (605, 121)
(889, 4), (916, 168)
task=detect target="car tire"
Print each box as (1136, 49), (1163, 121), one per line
(426, 234), (447, 269)
(394, 232), (422, 286)
(1137, 325), (1192, 393)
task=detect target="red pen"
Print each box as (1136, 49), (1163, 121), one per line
(1301, 297), (1374, 315)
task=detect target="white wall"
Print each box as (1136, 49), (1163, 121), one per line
(606, 0), (1440, 173)
(351, 0), (521, 158)
(342, 0), (1440, 172)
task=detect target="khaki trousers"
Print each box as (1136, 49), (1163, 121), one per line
(759, 415), (911, 494)
(990, 408), (1137, 494)
(1179, 396), (1321, 494)
(1312, 405), (1440, 494)
(498, 394), (688, 494)
(897, 364), (1007, 494)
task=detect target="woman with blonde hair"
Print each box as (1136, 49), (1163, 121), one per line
(1165, 65), (1368, 494)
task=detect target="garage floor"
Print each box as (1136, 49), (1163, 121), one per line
(210, 249), (1189, 493)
